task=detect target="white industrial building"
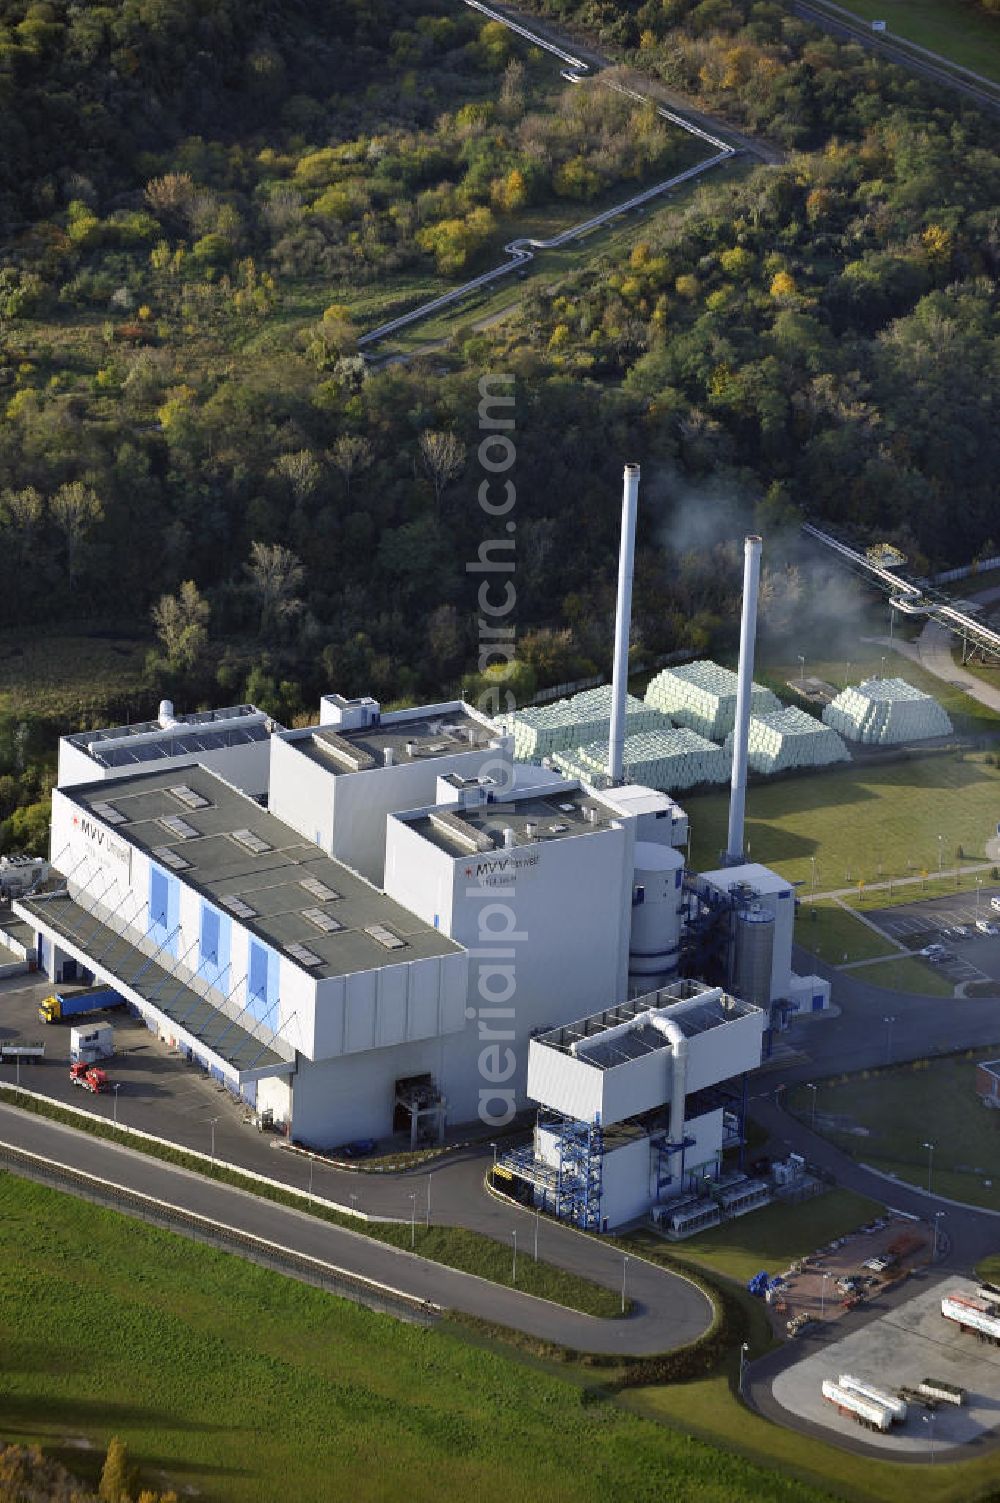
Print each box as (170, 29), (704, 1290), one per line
(10, 470), (832, 1187)
(498, 979), (767, 1230)
(822, 678), (953, 745)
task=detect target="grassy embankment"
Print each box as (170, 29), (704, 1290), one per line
(0, 1174), (834, 1503)
(787, 1057), (1000, 1210)
(835, 0), (1000, 82)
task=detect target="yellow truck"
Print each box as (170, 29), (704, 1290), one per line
(38, 985), (125, 1024)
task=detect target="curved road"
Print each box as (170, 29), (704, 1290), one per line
(0, 1102), (712, 1356)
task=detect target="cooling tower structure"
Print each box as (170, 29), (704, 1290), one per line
(822, 677), (953, 745)
(553, 726), (728, 793)
(724, 706), (850, 775)
(646, 660), (780, 741)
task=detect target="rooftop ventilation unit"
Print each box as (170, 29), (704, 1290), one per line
(157, 814), (199, 840)
(310, 731), (377, 773)
(152, 845), (191, 872)
(221, 895), (256, 919)
(286, 941), (322, 967)
(428, 809), (494, 854)
(91, 800), (127, 826)
(229, 828), (272, 856)
(365, 923), (406, 951)
(300, 876), (341, 902)
(168, 784), (211, 810)
(303, 906), (344, 934)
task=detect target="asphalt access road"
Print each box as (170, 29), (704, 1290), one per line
(0, 1103), (712, 1356)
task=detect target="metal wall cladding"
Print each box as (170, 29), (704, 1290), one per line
(733, 908), (775, 1010)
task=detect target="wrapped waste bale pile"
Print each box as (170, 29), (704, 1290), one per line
(822, 677), (953, 745)
(553, 727), (728, 792)
(645, 660), (781, 739)
(496, 686), (670, 763)
(724, 706), (850, 774)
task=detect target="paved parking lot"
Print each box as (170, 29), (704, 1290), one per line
(771, 1276), (1000, 1456)
(865, 888), (1000, 988)
(0, 973), (269, 1163)
(767, 1214), (932, 1334)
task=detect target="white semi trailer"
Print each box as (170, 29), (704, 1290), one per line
(838, 1374), (907, 1424)
(942, 1293), (1000, 1343)
(821, 1380), (893, 1432)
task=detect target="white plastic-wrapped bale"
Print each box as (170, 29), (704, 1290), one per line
(496, 686), (671, 763)
(553, 727), (728, 793)
(645, 660), (780, 739)
(822, 677), (953, 745)
(724, 706), (850, 774)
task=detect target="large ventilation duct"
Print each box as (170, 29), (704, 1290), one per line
(608, 464), (640, 784)
(726, 535), (762, 864)
(650, 1014), (688, 1177)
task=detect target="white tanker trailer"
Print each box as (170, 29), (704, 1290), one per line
(942, 1294), (1000, 1343)
(821, 1380), (893, 1432)
(838, 1374), (907, 1423)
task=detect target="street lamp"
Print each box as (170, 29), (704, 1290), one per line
(209, 1115), (219, 1163)
(490, 1141), (498, 1168)
(933, 1211), (945, 1260)
(810, 856), (817, 892)
(805, 1082), (818, 1131)
(923, 1140), (935, 1194)
(534, 1203), (540, 1262)
(820, 1271), (830, 1318)
(308, 1158), (314, 1195)
(409, 1193), (416, 1249)
(977, 878), (983, 918)
(880, 654), (887, 678)
(621, 1254), (630, 1315)
(112, 1082), (121, 1126)
(924, 1410), (936, 1463)
(349, 1192), (358, 1215)
(938, 834), (943, 873)
(426, 1175), (432, 1229)
(883, 1015), (896, 1067)
(511, 1229), (518, 1283)
(738, 1340), (750, 1396)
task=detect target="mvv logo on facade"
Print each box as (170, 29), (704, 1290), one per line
(73, 813), (132, 874)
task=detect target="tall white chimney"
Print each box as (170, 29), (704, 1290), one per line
(726, 534), (763, 864)
(608, 464), (640, 784)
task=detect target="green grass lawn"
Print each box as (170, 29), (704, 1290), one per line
(848, 869), (997, 911)
(630, 1189), (882, 1286)
(787, 1057), (1000, 1210)
(794, 900), (896, 963)
(686, 753), (1000, 889)
(0, 1175), (837, 1503)
(857, 955), (957, 996)
(834, 0), (1000, 82)
(977, 1254), (1000, 1282)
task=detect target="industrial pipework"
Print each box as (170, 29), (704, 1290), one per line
(608, 464), (640, 784)
(726, 535), (762, 863)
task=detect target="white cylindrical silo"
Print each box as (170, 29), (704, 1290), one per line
(628, 840), (684, 990)
(608, 464), (640, 784)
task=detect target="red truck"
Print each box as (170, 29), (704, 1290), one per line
(69, 1061), (110, 1094)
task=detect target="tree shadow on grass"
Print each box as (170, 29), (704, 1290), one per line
(1, 1393), (233, 1436)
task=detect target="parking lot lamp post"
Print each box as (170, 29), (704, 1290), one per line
(933, 1211), (944, 1260)
(308, 1158), (314, 1195)
(938, 834), (943, 873)
(806, 1082), (818, 1131)
(209, 1115), (219, 1163)
(820, 1272), (830, 1318)
(349, 1192), (358, 1215)
(977, 878), (983, 919)
(883, 1015), (896, 1067)
(621, 1254), (629, 1315)
(738, 1341), (749, 1396)
(534, 1204), (540, 1262)
(924, 1410), (936, 1463)
(923, 1140), (935, 1194)
(409, 1193), (416, 1249)
(112, 1082), (120, 1125)
(511, 1229), (517, 1283)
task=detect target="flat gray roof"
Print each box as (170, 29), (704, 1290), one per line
(288, 707), (495, 776)
(536, 979), (761, 1068)
(64, 766), (461, 980)
(67, 705), (274, 770)
(407, 788), (616, 857)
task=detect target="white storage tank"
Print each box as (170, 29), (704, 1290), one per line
(733, 906), (774, 1008)
(629, 841), (684, 990)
